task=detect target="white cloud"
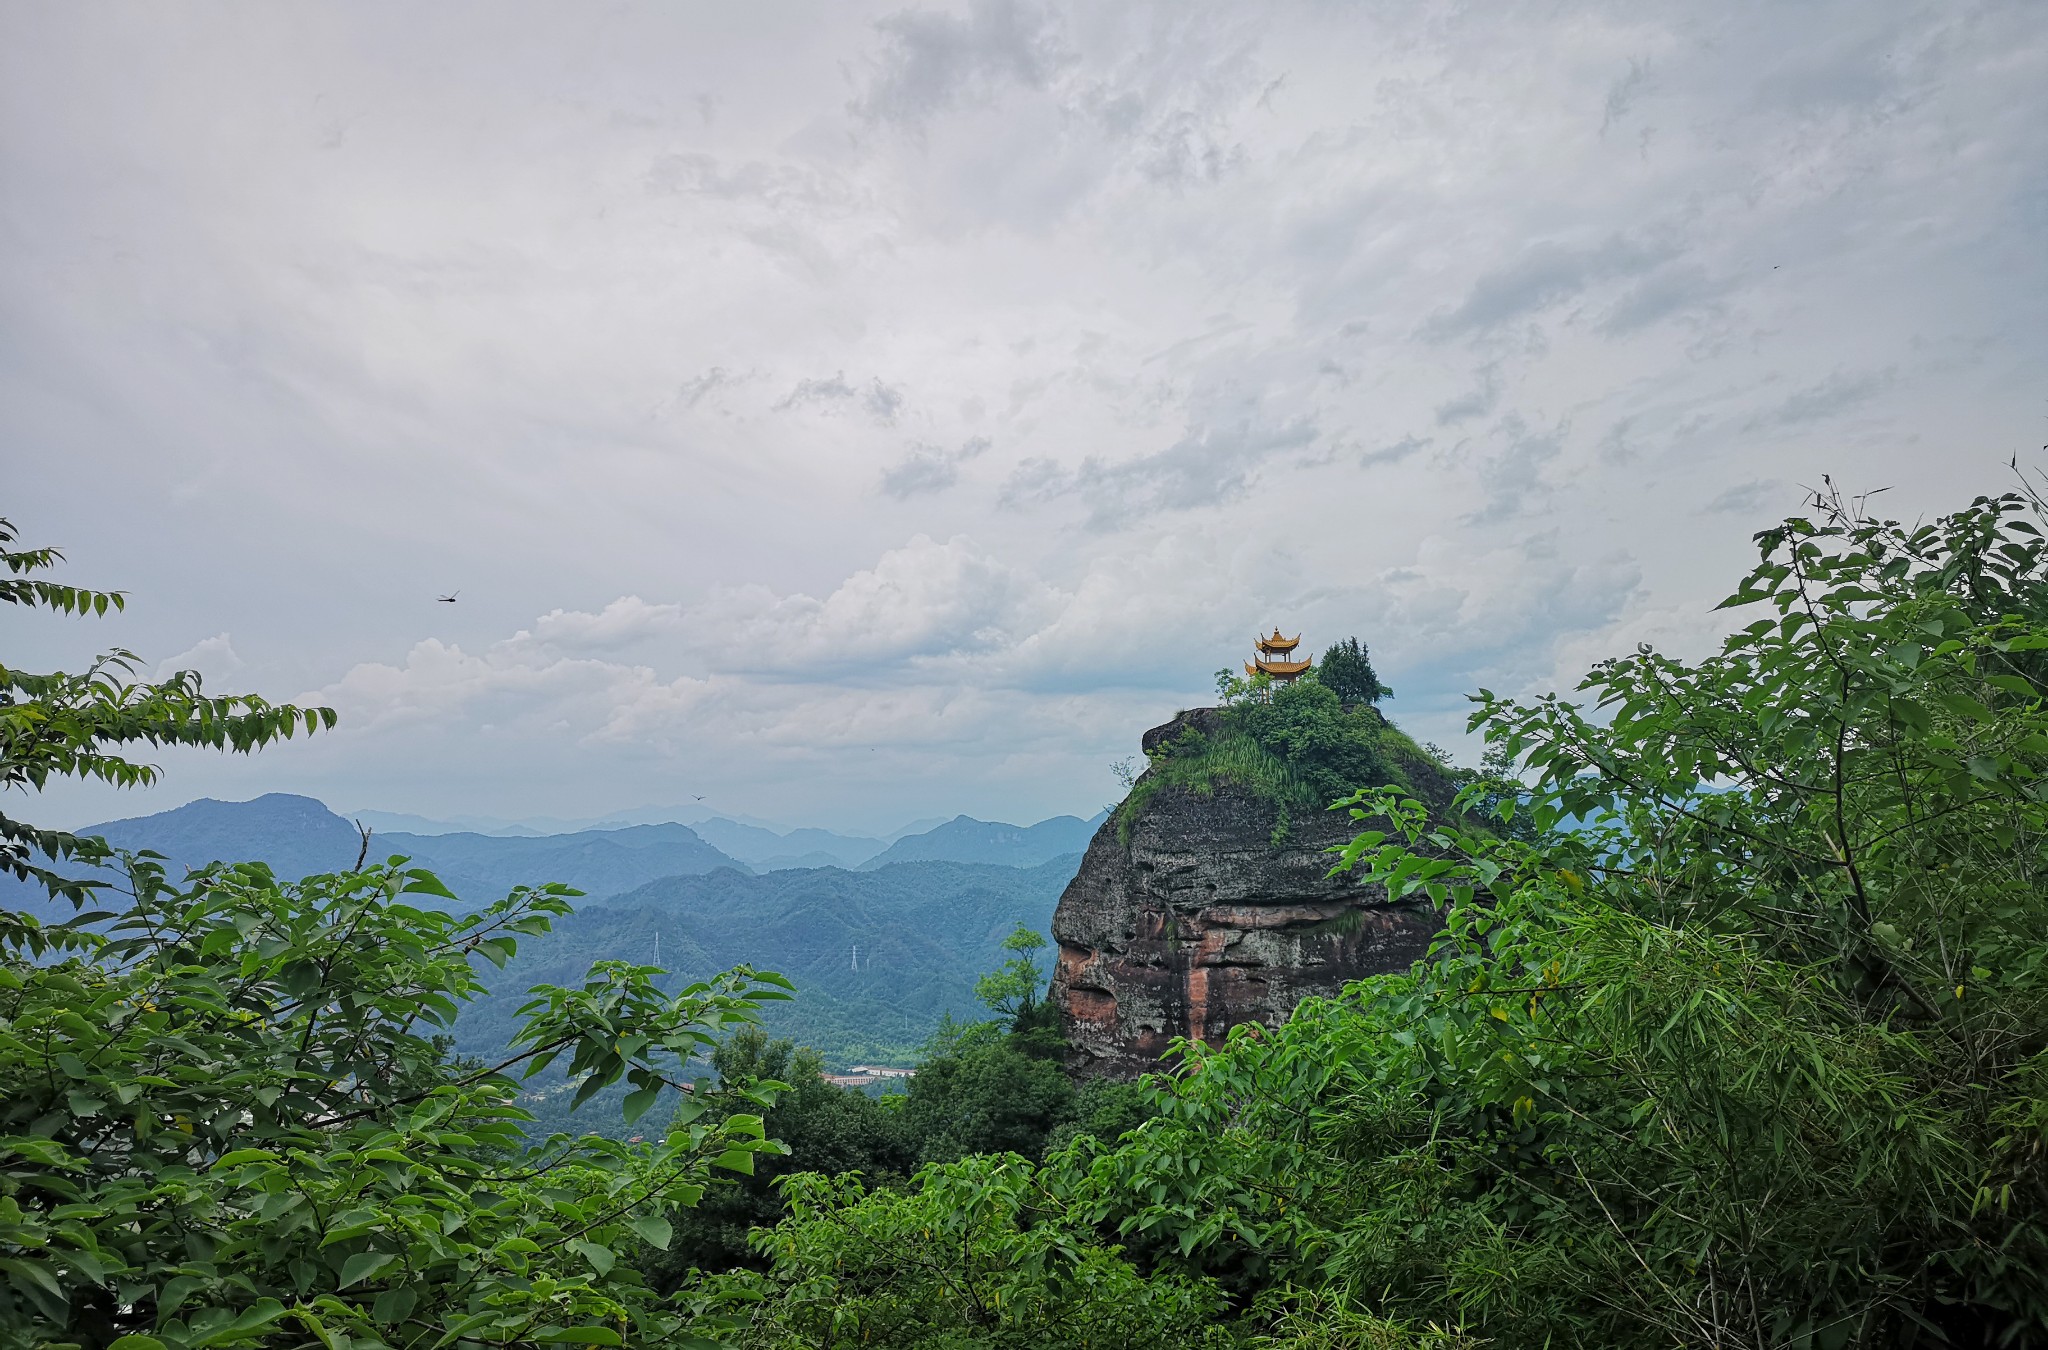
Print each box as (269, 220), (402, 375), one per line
(856, 0), (1073, 130)
(5, 0), (2043, 829)
(880, 435), (991, 498)
(154, 633), (246, 684)
(523, 597), (685, 653)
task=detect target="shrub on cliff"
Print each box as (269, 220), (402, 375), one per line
(1115, 664), (1441, 843)
(1231, 674), (1394, 810)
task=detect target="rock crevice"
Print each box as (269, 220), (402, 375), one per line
(1051, 707), (1439, 1079)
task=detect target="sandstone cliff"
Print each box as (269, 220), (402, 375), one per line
(1051, 707), (1440, 1079)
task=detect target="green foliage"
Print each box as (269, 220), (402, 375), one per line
(0, 518), (334, 914)
(1232, 676), (1394, 814)
(896, 1023), (1075, 1166)
(1116, 673), (1417, 845)
(972, 923), (1047, 1021)
(1317, 636), (1389, 707)
(1042, 1078), (1157, 1155)
(685, 1156), (1230, 1349)
(698, 485), (2048, 1347)
(653, 936), (1134, 1286)
(677, 1135), (1465, 1347)
(1245, 1297), (1475, 1350)
(0, 853), (794, 1348)
(642, 1029), (913, 1285)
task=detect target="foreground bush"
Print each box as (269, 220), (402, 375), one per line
(0, 856), (792, 1348)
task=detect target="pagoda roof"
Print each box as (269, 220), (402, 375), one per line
(1256, 629), (1302, 653)
(1247, 657), (1312, 677)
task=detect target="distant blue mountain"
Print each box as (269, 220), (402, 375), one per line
(84, 793), (365, 880)
(3, 794), (748, 918)
(686, 817), (886, 871)
(379, 822), (748, 904)
(348, 809), (546, 838)
(856, 812), (1107, 870)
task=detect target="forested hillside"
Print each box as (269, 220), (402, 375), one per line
(455, 855), (1077, 1077)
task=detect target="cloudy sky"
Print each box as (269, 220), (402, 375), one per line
(6, 1), (2044, 835)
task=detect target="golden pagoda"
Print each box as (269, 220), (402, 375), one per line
(1246, 629), (1311, 684)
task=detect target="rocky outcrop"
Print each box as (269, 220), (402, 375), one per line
(1051, 708), (1440, 1079)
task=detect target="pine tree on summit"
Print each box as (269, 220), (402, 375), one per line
(1318, 635), (1389, 708)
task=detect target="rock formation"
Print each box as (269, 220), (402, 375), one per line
(1051, 708), (1440, 1079)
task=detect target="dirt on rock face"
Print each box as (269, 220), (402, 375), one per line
(1050, 708), (1441, 1080)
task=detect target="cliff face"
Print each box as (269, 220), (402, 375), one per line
(1051, 708), (1439, 1079)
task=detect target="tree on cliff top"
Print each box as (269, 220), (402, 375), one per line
(1318, 635), (1389, 708)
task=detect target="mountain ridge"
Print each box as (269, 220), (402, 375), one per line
(0, 794), (750, 919)
(857, 812), (1108, 870)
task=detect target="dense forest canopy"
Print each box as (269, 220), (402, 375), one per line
(7, 484), (2048, 1348)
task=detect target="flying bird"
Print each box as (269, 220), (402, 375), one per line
(435, 591), (459, 604)
(692, 794), (706, 801)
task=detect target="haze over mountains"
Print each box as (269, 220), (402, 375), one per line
(5, 794), (741, 919)
(857, 813), (1102, 870)
(20, 794), (1100, 898)
(4, 793), (1097, 1092)
(348, 805), (948, 862)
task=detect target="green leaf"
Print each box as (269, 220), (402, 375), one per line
(621, 1085), (662, 1125)
(1, 1256), (65, 1300)
(399, 869), (459, 901)
(626, 1213), (673, 1250)
(1938, 692), (1997, 722)
(157, 1273), (205, 1314)
(58, 1245), (109, 1285)
(533, 1328), (624, 1345)
(338, 1250), (399, 1288)
(192, 1299), (288, 1347)
(568, 1239), (616, 1276)
(371, 1286), (419, 1325)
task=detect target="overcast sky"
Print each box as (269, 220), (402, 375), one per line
(6, 1), (2044, 835)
